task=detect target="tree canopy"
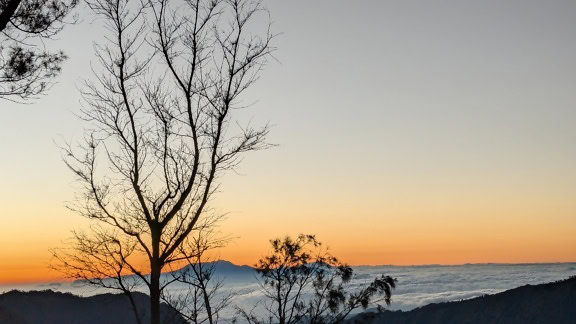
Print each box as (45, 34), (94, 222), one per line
(0, 0), (77, 101)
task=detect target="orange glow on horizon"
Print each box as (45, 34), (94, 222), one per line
(1, 191), (576, 283)
(2, 229), (575, 284)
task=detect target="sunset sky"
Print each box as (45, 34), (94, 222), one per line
(1, 0), (575, 283)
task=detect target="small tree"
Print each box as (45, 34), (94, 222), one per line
(52, 226), (147, 324)
(0, 0), (77, 101)
(239, 235), (396, 324)
(53, 218), (229, 324)
(164, 227), (234, 324)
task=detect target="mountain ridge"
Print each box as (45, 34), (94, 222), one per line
(0, 290), (186, 324)
(346, 276), (576, 324)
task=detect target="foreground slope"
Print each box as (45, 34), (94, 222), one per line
(0, 290), (186, 324)
(348, 276), (576, 324)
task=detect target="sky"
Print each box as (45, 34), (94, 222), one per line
(1, 0), (575, 283)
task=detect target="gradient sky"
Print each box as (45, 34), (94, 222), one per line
(1, 0), (576, 283)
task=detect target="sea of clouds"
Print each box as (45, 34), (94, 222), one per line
(352, 263), (576, 311)
(2, 262), (575, 320)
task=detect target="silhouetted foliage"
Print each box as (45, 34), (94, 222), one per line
(0, 0), (77, 101)
(52, 0), (275, 323)
(238, 235), (396, 324)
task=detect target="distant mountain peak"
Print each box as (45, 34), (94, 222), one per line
(174, 259), (255, 276)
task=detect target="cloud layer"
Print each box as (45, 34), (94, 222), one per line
(2, 262), (574, 319)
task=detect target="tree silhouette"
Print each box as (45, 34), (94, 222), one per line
(54, 0), (275, 323)
(163, 227), (234, 324)
(52, 226), (147, 324)
(238, 235), (397, 324)
(0, 0), (77, 101)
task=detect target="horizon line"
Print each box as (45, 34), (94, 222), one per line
(2, 260), (575, 285)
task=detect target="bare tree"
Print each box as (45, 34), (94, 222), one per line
(163, 226), (234, 324)
(54, 0), (275, 323)
(238, 235), (396, 324)
(0, 0), (77, 101)
(52, 227), (146, 324)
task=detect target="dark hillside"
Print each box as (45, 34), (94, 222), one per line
(348, 276), (576, 324)
(0, 290), (186, 324)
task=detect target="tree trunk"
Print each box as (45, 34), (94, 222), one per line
(0, 0), (22, 32)
(150, 228), (161, 324)
(278, 296), (284, 324)
(150, 265), (161, 324)
(200, 282), (213, 324)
